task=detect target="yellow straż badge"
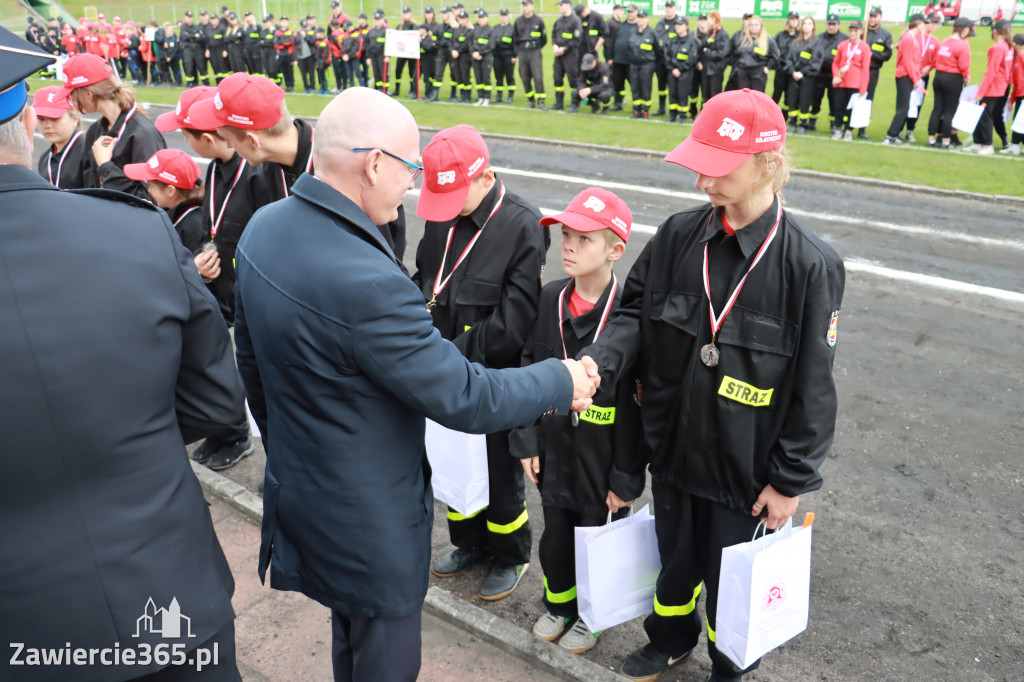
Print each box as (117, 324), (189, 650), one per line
(718, 376), (773, 407)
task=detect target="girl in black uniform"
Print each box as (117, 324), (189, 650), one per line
(32, 85), (87, 189)
(124, 149), (205, 253)
(731, 15), (780, 93)
(58, 53), (166, 200)
(785, 17), (824, 134)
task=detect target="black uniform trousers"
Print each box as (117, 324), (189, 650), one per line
(644, 480), (762, 678)
(629, 62), (655, 111)
(974, 89), (1010, 147)
(787, 75), (816, 124)
(299, 55), (315, 90)
(446, 430), (531, 568)
(263, 50), (280, 83)
(278, 53), (295, 89)
(493, 53), (515, 99)
(553, 51), (580, 100)
(394, 56), (416, 88)
(886, 75), (914, 138)
(654, 61), (668, 104)
(772, 69), (791, 108)
(434, 50), (451, 92)
(518, 49), (545, 102)
(734, 66), (768, 93)
(246, 46), (262, 74)
(182, 46), (206, 86)
(453, 53), (472, 97)
(928, 71), (962, 139)
(210, 51), (231, 82)
(867, 67), (880, 100)
(689, 68), (703, 115)
(228, 45), (246, 74)
(833, 86), (857, 131)
(701, 71), (724, 103)
(668, 71), (694, 115)
(812, 68), (837, 126)
(612, 61), (632, 104)
(163, 58), (183, 85)
(418, 53), (434, 96)
(369, 53), (386, 90)
(473, 54), (494, 99)
(331, 609), (420, 682)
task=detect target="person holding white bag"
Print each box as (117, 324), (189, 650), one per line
(926, 17), (973, 149)
(1002, 34), (1024, 155)
(968, 19), (1014, 155)
(581, 88), (845, 682)
(881, 15), (926, 146)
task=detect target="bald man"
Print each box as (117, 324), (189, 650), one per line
(233, 87), (599, 682)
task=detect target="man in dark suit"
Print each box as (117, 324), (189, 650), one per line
(234, 86), (599, 682)
(0, 28), (245, 682)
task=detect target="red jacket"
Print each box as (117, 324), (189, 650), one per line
(1011, 49), (1024, 103)
(920, 32), (939, 70)
(978, 40), (1012, 98)
(832, 38), (871, 93)
(934, 35), (971, 80)
(894, 30), (922, 82)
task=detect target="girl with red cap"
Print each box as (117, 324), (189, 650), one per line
(124, 149), (205, 252)
(33, 85), (87, 190)
(969, 20), (1014, 155)
(59, 53), (166, 200)
(830, 20), (870, 141)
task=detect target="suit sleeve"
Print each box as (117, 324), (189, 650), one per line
(508, 318), (543, 460)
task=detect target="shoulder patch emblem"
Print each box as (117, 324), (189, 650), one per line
(827, 310), (839, 348)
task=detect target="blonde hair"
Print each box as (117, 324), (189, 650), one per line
(600, 228), (626, 248)
(754, 147), (790, 203)
(740, 16), (769, 51)
(219, 102), (293, 137)
(73, 75), (149, 118)
(898, 18), (922, 43)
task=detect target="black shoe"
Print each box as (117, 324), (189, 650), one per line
(708, 669), (744, 682)
(431, 546), (491, 577)
(568, 104), (579, 113)
(669, 112), (677, 122)
(479, 562), (528, 601)
(189, 439), (219, 464)
(505, 95), (513, 104)
(207, 438), (255, 471)
(547, 103), (564, 111)
(610, 103), (623, 111)
(857, 129), (870, 140)
(620, 643), (695, 681)
(652, 107), (666, 116)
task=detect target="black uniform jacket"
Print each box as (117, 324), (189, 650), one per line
(180, 21), (204, 48)
(552, 14), (582, 50)
(786, 37), (825, 77)
(581, 59), (614, 96)
(262, 117), (314, 199)
(628, 24), (659, 65)
(866, 25), (893, 69)
(82, 108), (167, 199)
(511, 277), (645, 515)
(169, 201), (205, 253)
(775, 29), (797, 61)
(0, 166), (243, 680)
(513, 14), (546, 52)
(731, 35), (781, 70)
(664, 32), (699, 72)
(469, 23), (495, 55)
(583, 199), (845, 513)
(817, 29), (848, 71)
(412, 179), (546, 369)
(700, 27), (731, 75)
(36, 133), (88, 189)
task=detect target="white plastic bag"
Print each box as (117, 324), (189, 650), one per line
(952, 100), (985, 134)
(716, 517), (813, 670)
(908, 88), (925, 119)
(575, 505), (661, 633)
(1012, 104), (1024, 135)
(847, 93), (872, 129)
(424, 420), (489, 517)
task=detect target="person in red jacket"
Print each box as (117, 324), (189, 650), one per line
(1002, 34), (1024, 155)
(969, 19), (1013, 155)
(831, 19), (870, 141)
(927, 17), (973, 148)
(882, 15), (925, 145)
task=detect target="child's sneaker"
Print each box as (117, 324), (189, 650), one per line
(532, 613), (570, 641)
(558, 618), (599, 654)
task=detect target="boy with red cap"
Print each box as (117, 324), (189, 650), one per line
(33, 85), (87, 189)
(512, 187), (645, 655)
(124, 148), (205, 253)
(413, 124), (549, 601)
(581, 88), (844, 682)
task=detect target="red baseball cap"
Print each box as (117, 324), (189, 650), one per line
(124, 149), (201, 190)
(57, 53), (114, 99)
(540, 187), (632, 243)
(32, 85), (76, 119)
(155, 86), (216, 132)
(664, 88), (786, 177)
(417, 125), (490, 221)
(187, 73), (286, 131)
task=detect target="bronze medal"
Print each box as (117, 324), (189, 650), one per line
(700, 343), (720, 367)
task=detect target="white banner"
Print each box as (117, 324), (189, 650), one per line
(385, 29), (421, 60)
(719, 0), (757, 18)
(788, 0), (830, 20)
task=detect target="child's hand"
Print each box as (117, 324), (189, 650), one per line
(521, 456), (540, 485)
(606, 490), (632, 513)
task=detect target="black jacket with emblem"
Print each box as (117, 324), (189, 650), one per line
(664, 31), (699, 73)
(699, 26), (731, 76)
(582, 199), (845, 513)
(81, 107), (166, 199)
(513, 14), (546, 52)
(786, 36), (825, 77)
(865, 24), (893, 69)
(552, 14), (582, 51)
(628, 24), (659, 65)
(510, 277), (645, 515)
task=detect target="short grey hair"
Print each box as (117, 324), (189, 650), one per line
(0, 107), (32, 167)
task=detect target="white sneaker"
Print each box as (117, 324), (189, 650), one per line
(998, 144), (1020, 155)
(843, 130), (853, 141)
(832, 130), (843, 140)
(481, 98), (489, 106)
(558, 618), (599, 654)
(474, 98), (484, 106)
(961, 143), (979, 153)
(532, 613), (570, 642)
(977, 145), (995, 156)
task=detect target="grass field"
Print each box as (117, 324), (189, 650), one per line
(15, 8), (1024, 194)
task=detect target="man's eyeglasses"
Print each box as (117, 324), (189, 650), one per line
(351, 147), (423, 181)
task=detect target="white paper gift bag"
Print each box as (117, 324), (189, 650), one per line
(1012, 104), (1024, 135)
(847, 93), (872, 129)
(424, 420), (489, 517)
(575, 505), (661, 633)
(716, 517), (814, 670)
(951, 100), (986, 134)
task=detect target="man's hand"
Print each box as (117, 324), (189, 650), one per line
(521, 456), (540, 484)
(579, 86), (591, 97)
(751, 483), (799, 530)
(562, 357), (600, 412)
(194, 249), (221, 280)
(91, 135), (115, 165)
(606, 490), (632, 513)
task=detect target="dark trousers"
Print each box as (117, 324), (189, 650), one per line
(928, 70), (962, 138)
(473, 54), (493, 99)
(331, 609), (421, 682)
(539, 505), (610, 618)
(394, 56), (416, 87)
(886, 75), (914, 138)
(202, 417), (250, 451)
(245, 46), (262, 74)
(643, 480), (762, 679)
(446, 430), (531, 567)
(417, 54), (433, 96)
(786, 74), (816, 121)
(209, 51), (230, 82)
(369, 53), (386, 90)
(629, 62), (655, 110)
(812, 68), (836, 124)
(905, 72), (930, 132)
(182, 46), (206, 86)
(735, 66), (768, 93)
(689, 69), (703, 114)
(493, 53), (515, 98)
(316, 66), (329, 91)
(553, 51), (580, 98)
(1012, 99), (1024, 145)
(263, 51), (279, 83)
(724, 66), (739, 91)
(701, 71), (724, 103)
(332, 57), (347, 89)
(612, 61), (631, 103)
(228, 46), (246, 74)
(771, 69), (790, 106)
(278, 53), (295, 89)
(974, 90), (1010, 147)
(833, 86), (857, 131)
(298, 56), (315, 90)
(867, 67), (880, 100)
(433, 50), (450, 90)
(453, 54), (472, 95)
(654, 60), (668, 102)
(135, 621), (240, 682)
(518, 49), (545, 101)
(668, 71), (694, 115)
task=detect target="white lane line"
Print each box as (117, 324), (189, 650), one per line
(490, 166), (1024, 253)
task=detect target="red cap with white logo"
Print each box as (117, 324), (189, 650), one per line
(664, 88), (786, 178)
(124, 149), (201, 190)
(56, 53), (114, 100)
(32, 85), (76, 119)
(187, 72), (286, 131)
(155, 86), (216, 132)
(540, 187), (632, 243)
(417, 124), (490, 222)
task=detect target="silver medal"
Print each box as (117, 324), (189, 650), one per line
(700, 343), (720, 367)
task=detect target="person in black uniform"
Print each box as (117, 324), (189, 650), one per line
(576, 2), (606, 61)
(243, 12), (263, 74)
(773, 11), (800, 114)
(390, 6), (419, 97)
(573, 52), (614, 112)
(450, 9), (474, 102)
(652, 1), (681, 116)
(366, 10), (389, 92)
(313, 27), (331, 94)
(731, 15), (780, 93)
(226, 13), (247, 76)
(862, 6), (893, 139)
(514, 0), (547, 107)
(514, 187), (644, 656)
(584, 88), (845, 682)
(124, 149), (205, 253)
(664, 16), (699, 122)
(493, 8), (516, 103)
(260, 16), (279, 83)
(60, 53), (166, 200)
(207, 15), (230, 83)
(180, 10), (207, 87)
(433, 8), (455, 100)
(470, 10), (496, 105)
(628, 9), (659, 119)
(688, 13), (709, 117)
(550, 0), (583, 111)
(786, 16), (825, 133)
(274, 16), (297, 92)
(414, 125), (548, 602)
(725, 12), (752, 91)
(33, 85), (87, 189)
(609, 4), (637, 111)
(699, 11), (731, 105)
(0, 30), (245, 681)
(812, 14), (846, 132)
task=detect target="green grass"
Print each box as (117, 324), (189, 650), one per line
(23, 17), (1023, 195)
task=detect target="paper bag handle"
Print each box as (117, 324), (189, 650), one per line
(749, 518), (795, 543)
(606, 504), (636, 525)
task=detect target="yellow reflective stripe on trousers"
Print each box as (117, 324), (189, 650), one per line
(487, 507), (528, 534)
(653, 583), (703, 617)
(544, 575), (577, 604)
(706, 614), (716, 642)
(447, 507), (485, 521)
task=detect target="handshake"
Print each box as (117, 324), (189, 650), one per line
(561, 356), (601, 413)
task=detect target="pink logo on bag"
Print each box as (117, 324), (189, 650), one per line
(762, 579), (786, 611)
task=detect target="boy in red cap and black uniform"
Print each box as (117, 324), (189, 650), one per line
(414, 124), (549, 601)
(582, 88), (844, 682)
(513, 187), (645, 655)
